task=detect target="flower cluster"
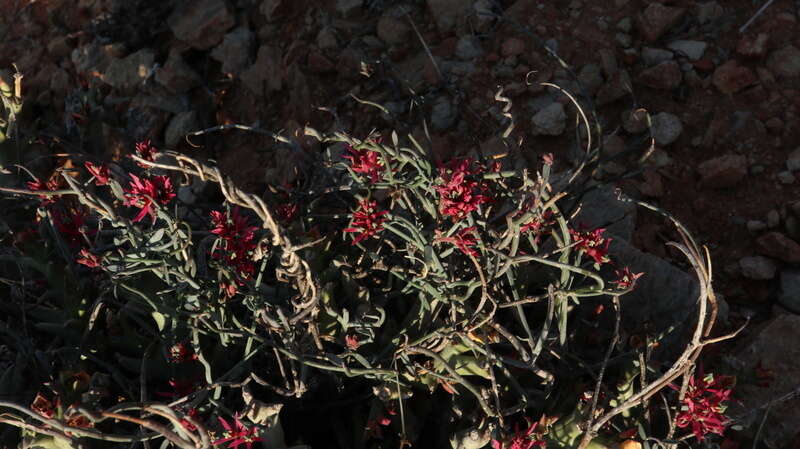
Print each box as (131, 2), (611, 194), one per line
(435, 226), (479, 257)
(124, 174), (176, 223)
(492, 420), (546, 449)
(673, 372), (732, 440)
(569, 228), (611, 265)
(27, 176), (60, 205)
(610, 267), (644, 290)
(344, 145), (385, 184)
(134, 139), (159, 167)
(213, 414), (263, 449)
(84, 161), (110, 185)
(435, 158), (491, 221)
(210, 207), (260, 284)
(344, 199), (388, 245)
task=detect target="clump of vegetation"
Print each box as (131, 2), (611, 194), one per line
(0, 69), (737, 449)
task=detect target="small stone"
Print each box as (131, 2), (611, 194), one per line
(767, 45), (800, 78)
(317, 27), (339, 50)
(747, 220), (767, 232)
(622, 108), (648, 134)
(767, 209), (781, 228)
(737, 33), (768, 58)
(259, 0), (283, 21)
(697, 154), (747, 188)
(638, 3), (686, 42)
(667, 40), (707, 61)
(641, 47), (674, 66)
(241, 45), (282, 96)
(47, 35), (74, 60)
(765, 117), (784, 132)
(638, 60), (682, 90)
(102, 49), (155, 90)
(168, 0), (235, 50)
(530, 103), (567, 136)
(596, 70), (631, 106)
(165, 111), (199, 147)
(651, 112), (683, 145)
(788, 147), (800, 171)
(778, 171), (796, 184)
(750, 164), (765, 175)
(778, 270), (800, 313)
(456, 35), (483, 60)
(616, 17), (632, 32)
(155, 50), (201, 93)
(426, 0), (471, 33)
(755, 232), (800, 263)
(431, 95), (457, 131)
(307, 51), (335, 73)
(501, 37), (526, 57)
(210, 27), (254, 75)
(712, 60), (757, 94)
(337, 0), (362, 17)
(577, 63), (604, 94)
(739, 256), (778, 280)
(377, 16), (410, 45)
(696, 1), (723, 24)
(615, 33), (632, 48)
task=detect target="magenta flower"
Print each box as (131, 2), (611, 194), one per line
(345, 334), (360, 350)
(76, 249), (102, 268)
(209, 208), (259, 281)
(213, 414), (263, 449)
(610, 267), (645, 290)
(569, 228), (612, 265)
(435, 158), (492, 221)
(343, 200), (388, 245)
(124, 174), (176, 223)
(435, 226), (479, 257)
(673, 372), (732, 441)
(51, 208), (94, 248)
(343, 145), (385, 184)
(84, 161), (110, 185)
(492, 420), (546, 449)
(27, 177), (60, 205)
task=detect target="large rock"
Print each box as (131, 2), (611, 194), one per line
(426, 0), (471, 33)
(697, 154), (747, 188)
(778, 270), (800, 312)
(241, 45), (283, 96)
(767, 45), (800, 78)
(168, 0), (235, 50)
(641, 47), (674, 66)
(102, 49), (155, 90)
(637, 3), (685, 42)
(377, 16), (410, 45)
(165, 111), (199, 147)
(727, 315), (800, 448)
(211, 27), (254, 75)
(573, 185), (637, 241)
(530, 103), (566, 136)
(739, 256), (778, 280)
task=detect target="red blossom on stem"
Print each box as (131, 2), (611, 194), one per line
(27, 177), (60, 205)
(76, 249), (102, 268)
(213, 414), (263, 449)
(610, 267), (645, 290)
(210, 207), (258, 242)
(343, 145), (385, 184)
(365, 415), (392, 439)
(492, 420), (546, 449)
(569, 228), (612, 265)
(435, 226), (479, 257)
(168, 341), (198, 363)
(84, 161), (110, 185)
(134, 140), (159, 167)
(124, 174), (176, 223)
(51, 208), (94, 248)
(435, 158), (492, 221)
(180, 408), (200, 432)
(345, 334), (360, 350)
(210, 207), (259, 282)
(673, 372), (733, 441)
(344, 199), (388, 245)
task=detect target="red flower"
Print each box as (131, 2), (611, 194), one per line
(168, 342), (198, 364)
(213, 414), (263, 449)
(211, 207), (258, 242)
(84, 161), (110, 185)
(365, 415), (392, 439)
(542, 153), (554, 166)
(27, 177), (60, 205)
(276, 203), (298, 223)
(570, 228), (611, 265)
(343, 145), (385, 184)
(345, 334), (360, 350)
(134, 140), (159, 167)
(155, 378), (200, 399)
(51, 208), (94, 248)
(610, 267), (644, 290)
(76, 249), (102, 268)
(435, 226), (479, 257)
(492, 420), (546, 449)
(435, 158), (492, 221)
(673, 372), (732, 441)
(31, 392), (59, 419)
(180, 408), (200, 432)
(124, 174), (176, 223)
(343, 200), (388, 245)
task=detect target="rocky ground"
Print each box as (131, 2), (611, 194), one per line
(1, 0), (800, 446)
